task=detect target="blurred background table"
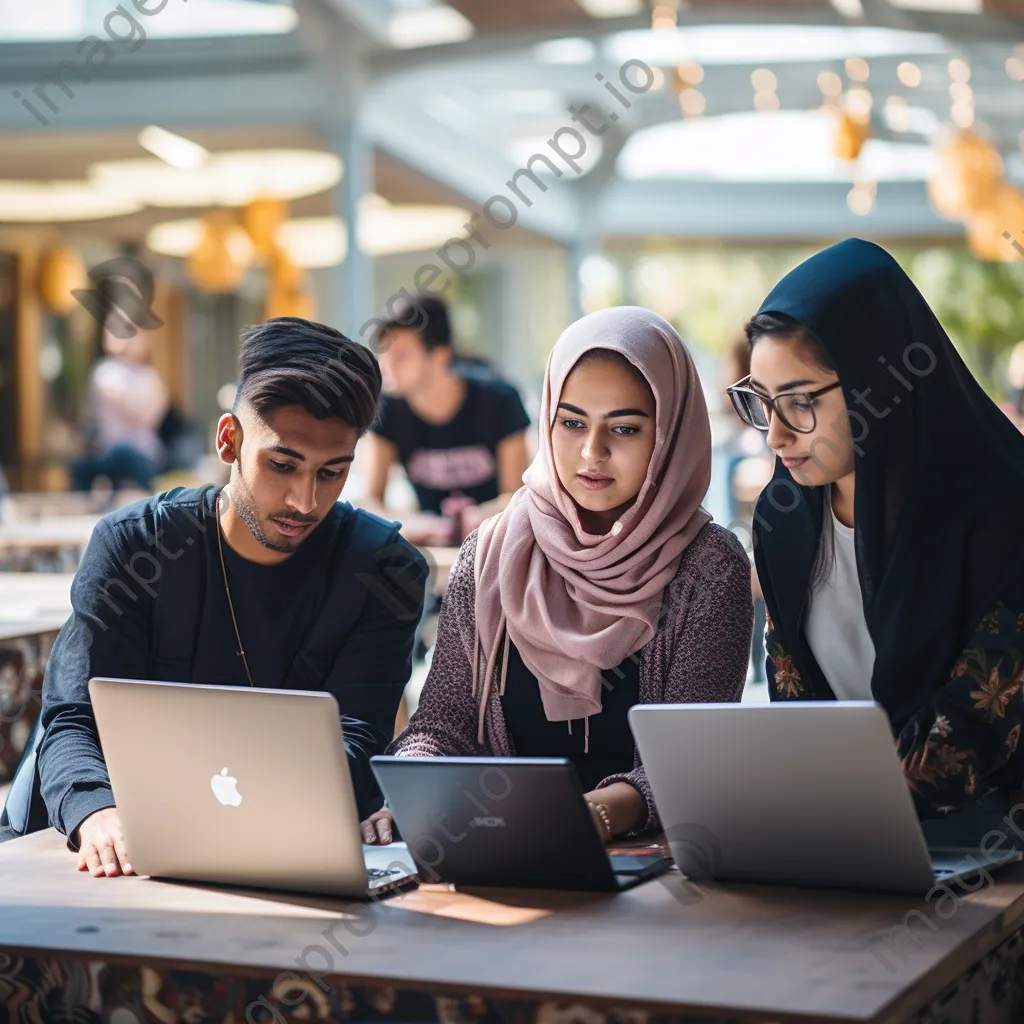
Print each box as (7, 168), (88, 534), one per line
(420, 544), (458, 595)
(1, 491), (145, 522)
(0, 517), (99, 573)
(0, 573), (73, 784)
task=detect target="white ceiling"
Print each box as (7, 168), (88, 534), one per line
(0, 0), (1021, 242)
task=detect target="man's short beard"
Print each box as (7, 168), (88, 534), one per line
(231, 461), (294, 555)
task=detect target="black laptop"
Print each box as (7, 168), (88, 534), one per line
(370, 756), (673, 892)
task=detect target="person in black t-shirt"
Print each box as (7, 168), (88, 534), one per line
(363, 295), (530, 542)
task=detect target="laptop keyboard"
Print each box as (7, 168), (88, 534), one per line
(367, 866), (404, 880)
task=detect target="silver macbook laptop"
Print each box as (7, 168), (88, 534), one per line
(88, 678), (417, 897)
(630, 702), (1022, 895)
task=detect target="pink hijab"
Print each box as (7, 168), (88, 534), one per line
(472, 306), (713, 745)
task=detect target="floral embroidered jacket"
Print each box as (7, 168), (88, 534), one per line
(765, 599), (1024, 818)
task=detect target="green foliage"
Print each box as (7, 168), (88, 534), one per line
(599, 243), (1024, 399)
(897, 246), (1024, 398)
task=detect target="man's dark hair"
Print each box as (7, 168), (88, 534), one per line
(234, 317), (382, 434)
(379, 295), (453, 353)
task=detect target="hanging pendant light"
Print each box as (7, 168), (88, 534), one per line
(185, 210), (253, 293)
(927, 130), (1004, 221)
(37, 245), (87, 316)
(964, 185), (1024, 263)
(834, 109), (869, 161)
(243, 196), (289, 261)
(264, 245), (317, 321)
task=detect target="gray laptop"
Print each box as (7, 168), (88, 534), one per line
(630, 702), (1022, 895)
(88, 678), (417, 896)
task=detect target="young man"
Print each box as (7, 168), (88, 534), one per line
(19, 318), (427, 877)
(363, 296), (530, 539)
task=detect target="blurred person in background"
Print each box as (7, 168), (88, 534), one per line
(997, 399), (1024, 433)
(1005, 339), (1024, 433)
(71, 317), (170, 493)
(729, 238), (1024, 846)
(362, 294), (530, 545)
(363, 307), (753, 845)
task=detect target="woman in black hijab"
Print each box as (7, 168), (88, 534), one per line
(728, 238), (1024, 839)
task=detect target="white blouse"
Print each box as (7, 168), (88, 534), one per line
(805, 495), (876, 701)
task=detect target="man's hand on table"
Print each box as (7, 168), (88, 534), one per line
(75, 807), (134, 877)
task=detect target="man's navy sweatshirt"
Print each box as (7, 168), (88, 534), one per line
(37, 485), (428, 843)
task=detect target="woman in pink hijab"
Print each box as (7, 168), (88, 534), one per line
(365, 306), (753, 842)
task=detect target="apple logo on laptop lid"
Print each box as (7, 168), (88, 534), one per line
(211, 767), (243, 807)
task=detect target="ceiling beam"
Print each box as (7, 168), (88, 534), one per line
(369, 13), (649, 75)
(363, 98), (580, 243)
(595, 178), (957, 239)
(686, 0), (820, 5)
(445, 0), (593, 33)
(984, 0), (1024, 15)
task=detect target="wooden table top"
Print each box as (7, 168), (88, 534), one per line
(0, 573), (73, 641)
(2, 830), (1024, 1023)
(3, 491), (145, 521)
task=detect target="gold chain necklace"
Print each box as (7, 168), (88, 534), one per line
(216, 491), (255, 688)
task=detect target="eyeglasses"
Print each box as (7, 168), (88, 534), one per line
(726, 375), (843, 435)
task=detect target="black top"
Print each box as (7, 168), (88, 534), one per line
(37, 485), (427, 840)
(371, 375), (530, 514)
(753, 238), (1024, 731)
(500, 642), (640, 794)
(193, 524), (331, 690)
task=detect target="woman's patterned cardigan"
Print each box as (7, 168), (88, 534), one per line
(390, 523), (755, 833)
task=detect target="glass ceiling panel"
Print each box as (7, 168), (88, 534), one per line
(0, 0), (297, 42)
(618, 111), (941, 182)
(330, 0), (473, 48)
(603, 25), (951, 66)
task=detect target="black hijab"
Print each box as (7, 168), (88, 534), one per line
(752, 238), (1024, 730)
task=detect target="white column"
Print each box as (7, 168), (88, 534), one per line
(330, 114), (374, 340)
(567, 235), (590, 322)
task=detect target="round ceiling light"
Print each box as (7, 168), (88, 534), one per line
(147, 199), (471, 267)
(0, 181), (142, 222)
(818, 71), (844, 98)
(676, 61), (705, 86)
(357, 197), (472, 257)
(897, 61), (923, 87)
(89, 150), (343, 208)
(679, 88), (707, 116)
